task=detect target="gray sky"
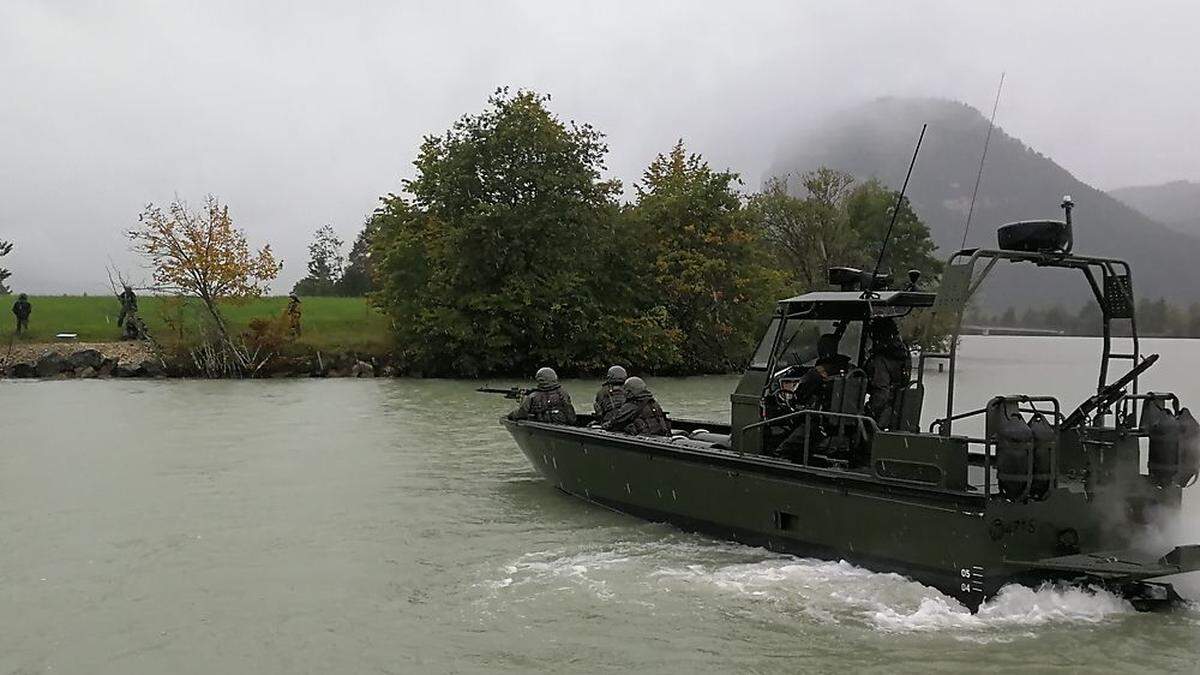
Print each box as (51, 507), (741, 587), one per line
(2, 0), (1197, 293)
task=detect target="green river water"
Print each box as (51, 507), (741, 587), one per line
(2, 336), (1199, 673)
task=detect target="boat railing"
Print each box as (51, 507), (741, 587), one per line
(930, 395), (1062, 435)
(1115, 392), (1179, 430)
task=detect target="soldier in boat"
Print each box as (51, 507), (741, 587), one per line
(773, 331), (852, 459)
(508, 367), (577, 424)
(602, 377), (670, 436)
(863, 316), (911, 430)
(593, 365), (628, 425)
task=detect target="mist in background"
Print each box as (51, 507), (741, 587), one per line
(2, 0), (1197, 294)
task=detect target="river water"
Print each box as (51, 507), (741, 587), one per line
(2, 336), (1199, 673)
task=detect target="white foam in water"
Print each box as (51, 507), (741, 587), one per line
(659, 555), (1134, 636)
(486, 536), (1138, 639)
(871, 583), (1133, 635)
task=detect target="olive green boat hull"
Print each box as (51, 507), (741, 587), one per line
(504, 419), (1198, 610)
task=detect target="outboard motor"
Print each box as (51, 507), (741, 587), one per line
(1027, 412), (1056, 500)
(1142, 397), (1181, 487)
(988, 397), (1035, 501)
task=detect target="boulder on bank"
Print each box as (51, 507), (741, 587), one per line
(35, 353), (69, 378)
(66, 349), (104, 371)
(137, 359), (165, 378)
(350, 360), (375, 378)
(76, 366), (98, 379)
(9, 362), (36, 378)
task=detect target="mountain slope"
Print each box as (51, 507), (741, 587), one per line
(1110, 181), (1200, 236)
(770, 98), (1200, 310)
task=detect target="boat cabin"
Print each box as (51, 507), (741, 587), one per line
(731, 269), (937, 467)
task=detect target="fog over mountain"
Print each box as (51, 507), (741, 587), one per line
(1, 1), (1198, 294)
(1110, 181), (1200, 237)
(772, 98), (1200, 309)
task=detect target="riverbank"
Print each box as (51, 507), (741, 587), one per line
(5, 295), (389, 352)
(0, 341), (394, 379)
(0, 295), (397, 379)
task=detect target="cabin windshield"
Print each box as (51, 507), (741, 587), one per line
(772, 319), (862, 370)
(749, 318), (780, 369)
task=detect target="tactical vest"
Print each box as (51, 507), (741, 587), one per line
(528, 387), (576, 424)
(594, 384), (626, 423)
(624, 396), (671, 436)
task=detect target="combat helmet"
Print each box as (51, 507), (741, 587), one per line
(623, 376), (648, 396)
(535, 367), (559, 388)
(605, 365), (627, 384)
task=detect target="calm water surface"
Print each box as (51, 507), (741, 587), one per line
(2, 336), (1200, 673)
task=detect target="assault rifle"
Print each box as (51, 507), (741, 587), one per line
(476, 386), (532, 400)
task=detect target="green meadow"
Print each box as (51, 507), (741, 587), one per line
(5, 295), (391, 352)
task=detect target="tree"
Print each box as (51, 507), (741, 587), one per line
(751, 170), (942, 290)
(750, 170), (858, 291)
(371, 88), (678, 376)
(335, 221), (377, 296)
(292, 224), (345, 296)
(0, 239), (11, 295)
(631, 140), (785, 371)
(129, 195), (281, 373)
(843, 179), (943, 282)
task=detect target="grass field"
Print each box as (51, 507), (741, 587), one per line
(4, 295), (392, 352)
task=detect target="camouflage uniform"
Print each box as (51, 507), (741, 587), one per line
(12, 294), (31, 333)
(117, 287), (138, 327)
(286, 294), (302, 337)
(509, 384), (577, 424)
(594, 383), (627, 424)
(864, 318), (912, 429)
(593, 366), (628, 424)
(604, 390), (671, 436)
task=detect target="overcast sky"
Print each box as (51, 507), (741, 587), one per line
(2, 0), (1197, 293)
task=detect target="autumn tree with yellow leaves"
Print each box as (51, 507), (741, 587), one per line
(129, 195), (282, 374)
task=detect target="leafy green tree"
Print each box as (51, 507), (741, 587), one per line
(0, 239), (11, 295)
(292, 224), (344, 296)
(843, 179), (943, 282)
(752, 169), (945, 347)
(631, 140), (785, 371)
(752, 170), (942, 290)
(372, 88), (677, 376)
(335, 221), (377, 296)
(750, 171), (858, 291)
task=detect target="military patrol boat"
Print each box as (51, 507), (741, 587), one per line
(495, 201), (1200, 611)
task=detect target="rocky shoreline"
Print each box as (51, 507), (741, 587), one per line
(1, 342), (392, 379)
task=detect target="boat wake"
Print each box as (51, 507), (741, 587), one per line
(483, 532), (1138, 640)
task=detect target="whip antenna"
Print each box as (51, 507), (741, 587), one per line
(961, 72), (1006, 248)
(866, 123), (927, 296)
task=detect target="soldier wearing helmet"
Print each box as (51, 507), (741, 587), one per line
(864, 316), (911, 429)
(593, 365), (628, 425)
(508, 367), (577, 424)
(602, 376), (671, 436)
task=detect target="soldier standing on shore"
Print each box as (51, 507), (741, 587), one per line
(116, 285), (142, 340)
(286, 293), (302, 337)
(117, 285), (137, 323)
(11, 293), (31, 334)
